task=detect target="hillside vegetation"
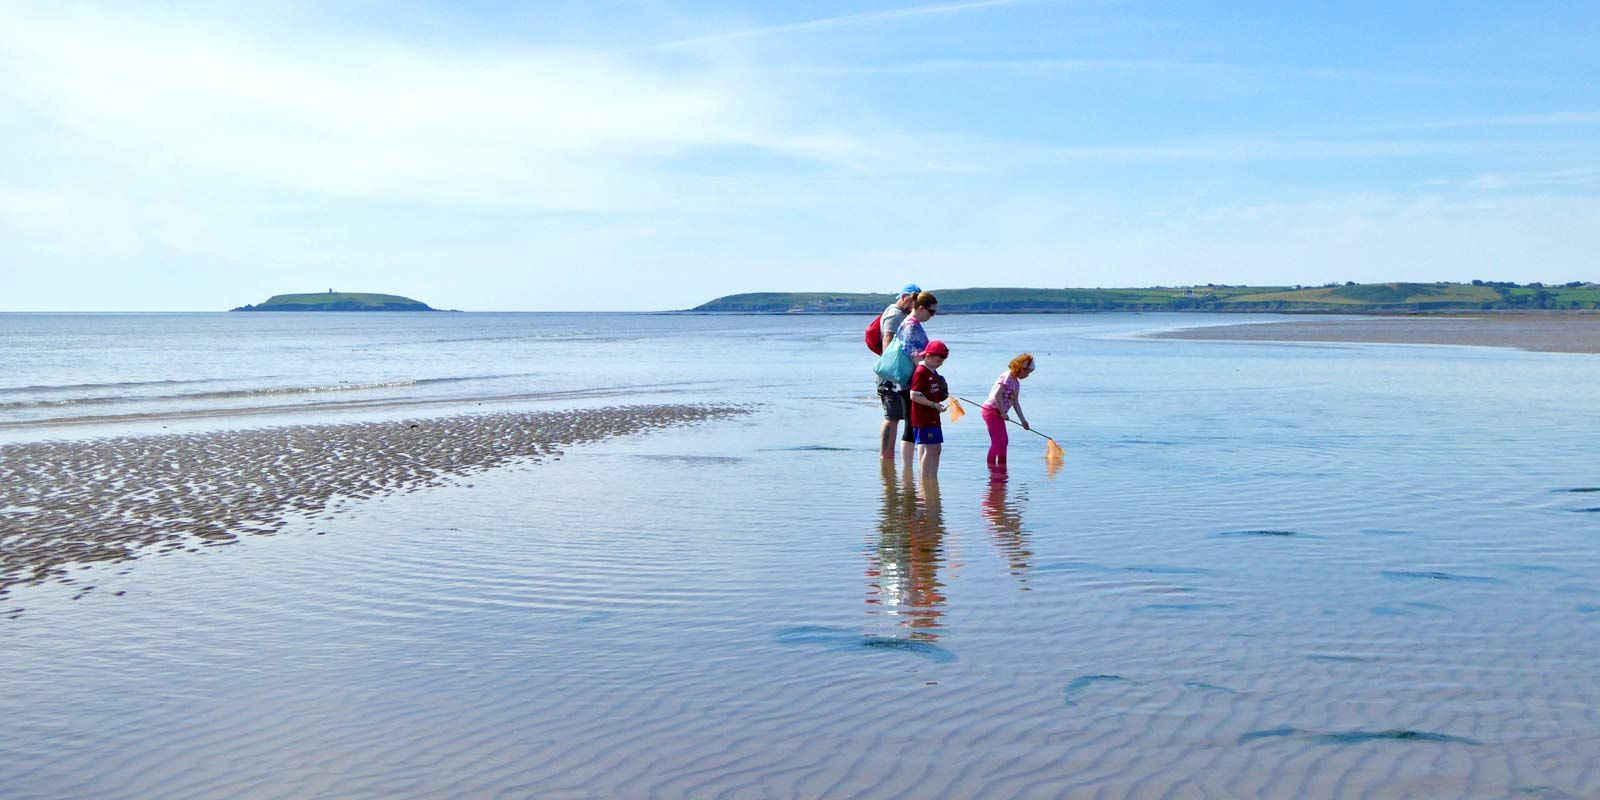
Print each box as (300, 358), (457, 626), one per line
(690, 282), (1600, 314)
(231, 292), (442, 312)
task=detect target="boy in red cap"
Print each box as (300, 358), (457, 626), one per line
(908, 340), (951, 480)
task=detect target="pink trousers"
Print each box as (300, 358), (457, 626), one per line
(982, 406), (1008, 469)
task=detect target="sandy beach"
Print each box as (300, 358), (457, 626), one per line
(1148, 314), (1600, 354)
(0, 403), (746, 608)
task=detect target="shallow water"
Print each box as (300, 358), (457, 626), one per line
(3, 312), (1599, 799)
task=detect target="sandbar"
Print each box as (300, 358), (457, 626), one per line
(1149, 314), (1600, 354)
(0, 403), (747, 608)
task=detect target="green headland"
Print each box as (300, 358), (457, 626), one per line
(689, 282), (1600, 314)
(230, 292), (449, 312)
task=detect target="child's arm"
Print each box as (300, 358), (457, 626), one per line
(910, 390), (947, 413)
(1012, 398), (1030, 430)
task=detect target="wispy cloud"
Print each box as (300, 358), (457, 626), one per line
(1425, 167), (1600, 191)
(0, 4), (899, 212)
(1051, 139), (1580, 162)
(1386, 111), (1600, 131)
(781, 58), (1472, 90)
(647, 0), (1022, 50)
(784, 57), (1238, 77)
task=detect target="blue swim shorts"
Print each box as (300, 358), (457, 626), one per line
(912, 426), (944, 445)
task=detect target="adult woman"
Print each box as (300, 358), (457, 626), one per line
(892, 292), (938, 463)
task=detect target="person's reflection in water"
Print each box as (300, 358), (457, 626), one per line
(866, 461), (947, 640)
(982, 477), (1033, 587)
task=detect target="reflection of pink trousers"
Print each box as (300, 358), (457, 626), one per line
(982, 405), (1008, 468)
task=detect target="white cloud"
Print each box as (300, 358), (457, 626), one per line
(647, 0), (1022, 50)
(0, 2), (882, 212)
(0, 185), (142, 256)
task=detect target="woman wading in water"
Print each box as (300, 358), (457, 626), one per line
(890, 292), (938, 464)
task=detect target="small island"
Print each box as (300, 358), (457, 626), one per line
(230, 291), (452, 312)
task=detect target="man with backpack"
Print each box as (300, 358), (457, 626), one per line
(871, 284), (921, 461)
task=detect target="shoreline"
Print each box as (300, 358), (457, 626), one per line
(1147, 314), (1600, 355)
(0, 403), (748, 609)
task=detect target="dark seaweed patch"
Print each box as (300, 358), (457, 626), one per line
(859, 637), (956, 662)
(1124, 565), (1214, 575)
(1578, 605), (1598, 614)
(1064, 674), (1133, 705)
(1183, 681), (1240, 694)
(1032, 561), (1099, 573)
(1311, 729), (1479, 745)
(1513, 786), (1575, 797)
(1501, 563), (1574, 575)
(1307, 653), (1377, 663)
(1238, 726), (1299, 744)
(1134, 603), (1227, 613)
(774, 625), (851, 646)
(1360, 529), (1417, 536)
(1215, 529), (1300, 538)
(1381, 570), (1499, 583)
(1567, 507), (1600, 513)
(774, 626), (955, 663)
(1558, 488), (1600, 493)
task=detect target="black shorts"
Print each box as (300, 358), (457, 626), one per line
(877, 380), (911, 422)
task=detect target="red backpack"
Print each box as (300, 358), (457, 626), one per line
(865, 314), (884, 355)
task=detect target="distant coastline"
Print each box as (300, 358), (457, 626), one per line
(1149, 314), (1600, 355)
(230, 292), (456, 312)
(687, 282), (1600, 315)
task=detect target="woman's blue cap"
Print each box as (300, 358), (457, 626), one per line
(901, 283), (922, 295)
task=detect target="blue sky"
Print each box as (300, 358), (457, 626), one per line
(1, 0), (1596, 311)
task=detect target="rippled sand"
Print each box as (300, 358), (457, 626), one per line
(0, 404), (746, 606)
(1149, 314), (1600, 354)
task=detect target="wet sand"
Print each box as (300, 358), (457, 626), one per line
(1149, 314), (1600, 354)
(0, 403), (747, 607)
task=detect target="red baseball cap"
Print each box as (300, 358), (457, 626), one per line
(924, 340), (949, 357)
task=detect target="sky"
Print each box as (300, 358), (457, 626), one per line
(1, 0), (1596, 311)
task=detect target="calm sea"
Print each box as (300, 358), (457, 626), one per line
(3, 311), (1598, 799)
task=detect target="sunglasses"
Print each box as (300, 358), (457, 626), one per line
(925, 306), (938, 316)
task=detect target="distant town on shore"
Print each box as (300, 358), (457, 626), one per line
(689, 281), (1600, 314)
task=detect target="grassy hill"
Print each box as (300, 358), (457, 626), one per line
(689, 282), (1600, 314)
(231, 292), (442, 312)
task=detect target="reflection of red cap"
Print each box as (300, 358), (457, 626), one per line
(924, 340), (949, 357)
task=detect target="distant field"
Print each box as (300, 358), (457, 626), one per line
(1235, 284), (1499, 305)
(690, 282), (1600, 314)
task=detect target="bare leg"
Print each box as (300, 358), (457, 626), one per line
(880, 419), (898, 459)
(919, 443), (942, 481)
